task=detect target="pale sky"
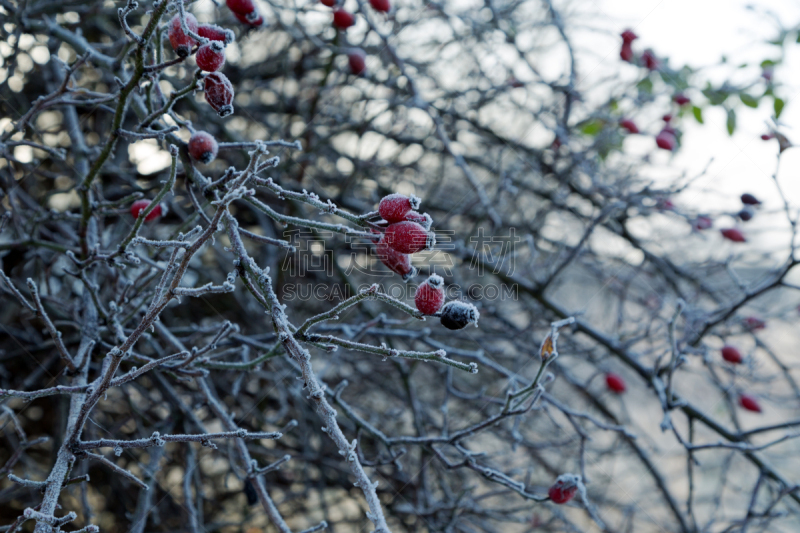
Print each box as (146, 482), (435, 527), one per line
(566, 0), (800, 255)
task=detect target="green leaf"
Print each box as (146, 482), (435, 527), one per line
(637, 78), (653, 94)
(579, 119), (604, 136)
(702, 85), (728, 106)
(739, 93), (758, 108)
(692, 106), (704, 124)
(726, 109), (736, 136)
(774, 97), (785, 118)
(760, 59), (777, 68)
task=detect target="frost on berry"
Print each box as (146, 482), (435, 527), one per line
(197, 24), (235, 45)
(348, 49), (367, 76)
(369, 0), (391, 12)
(168, 13), (199, 58)
(234, 10), (265, 27)
(439, 301), (479, 330)
(226, 0), (257, 15)
(384, 220), (434, 254)
(414, 274), (445, 315)
(188, 131), (219, 164)
(204, 72), (235, 117)
(548, 474), (580, 504)
(605, 372), (626, 393)
(721, 345), (743, 364)
(130, 200), (163, 222)
(404, 211), (432, 230)
(376, 235), (416, 281)
(196, 41), (226, 72)
(333, 9), (355, 30)
(379, 193), (421, 223)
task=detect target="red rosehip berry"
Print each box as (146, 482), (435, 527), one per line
(548, 475), (579, 504)
(168, 13), (199, 58)
(196, 41), (226, 72)
(376, 235), (416, 280)
(620, 29), (638, 43)
(379, 193), (421, 223)
(227, 0), (256, 15)
(662, 114), (673, 123)
(605, 372), (626, 394)
(369, 0), (390, 12)
(740, 193), (760, 206)
(720, 228), (746, 243)
(414, 274), (445, 315)
(761, 133), (774, 141)
(619, 118), (639, 134)
(673, 93), (690, 106)
(721, 345), (743, 364)
(130, 200), (164, 222)
(744, 316), (766, 330)
(739, 394), (762, 413)
(642, 49), (659, 70)
(656, 130), (676, 151)
(439, 301), (479, 330)
(348, 49), (367, 76)
(738, 208), (753, 222)
(694, 215), (713, 230)
(197, 24), (235, 45)
(234, 10), (264, 26)
(333, 9), (355, 30)
(404, 211), (432, 230)
(620, 42), (633, 62)
(188, 131), (219, 164)
(320, 0), (336, 5)
(384, 221), (434, 254)
(204, 72), (235, 117)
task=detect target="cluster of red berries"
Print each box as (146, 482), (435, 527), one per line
(167, 11), (236, 118)
(719, 193), (761, 243)
(319, 0), (390, 76)
(719, 345), (764, 413)
(691, 193), (762, 240)
(371, 194), (479, 330)
(413, 275), (480, 330)
(619, 29), (659, 71)
(617, 30), (692, 152)
(226, 0), (265, 27)
(374, 193), (432, 281)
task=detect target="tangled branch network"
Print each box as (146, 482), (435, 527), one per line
(1, 0), (800, 532)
